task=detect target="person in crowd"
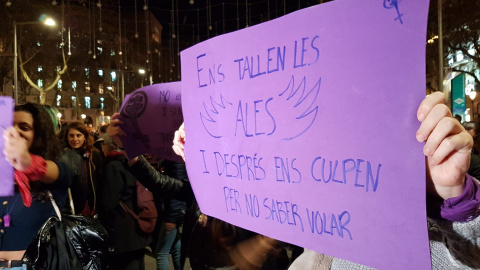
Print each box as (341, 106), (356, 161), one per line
(0, 103), (72, 269)
(107, 115), (199, 268)
(97, 134), (150, 270)
(110, 118), (289, 270)
(171, 93), (480, 269)
(153, 159), (188, 270)
(60, 122), (103, 216)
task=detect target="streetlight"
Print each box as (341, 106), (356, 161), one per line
(138, 68), (146, 87)
(469, 91), (477, 121)
(13, 16), (56, 104)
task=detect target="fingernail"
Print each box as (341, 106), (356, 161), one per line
(418, 113), (425, 121)
(429, 158), (437, 166)
(416, 133), (425, 142)
(424, 147), (432, 156)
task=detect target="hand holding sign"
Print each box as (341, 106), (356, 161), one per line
(172, 122), (186, 161)
(116, 83), (184, 162)
(107, 113), (126, 149)
(4, 127), (31, 171)
(417, 92), (473, 200)
(179, 0), (473, 268)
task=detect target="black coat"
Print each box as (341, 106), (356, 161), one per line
(125, 156), (189, 197)
(59, 148), (103, 215)
(97, 152), (151, 253)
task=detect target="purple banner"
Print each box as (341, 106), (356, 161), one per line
(0, 97), (14, 196)
(119, 82), (183, 162)
(180, 0), (431, 269)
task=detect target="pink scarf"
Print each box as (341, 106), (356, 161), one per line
(14, 154), (47, 207)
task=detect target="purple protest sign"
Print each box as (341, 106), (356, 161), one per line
(119, 82), (184, 162)
(0, 97), (14, 196)
(180, 0), (431, 269)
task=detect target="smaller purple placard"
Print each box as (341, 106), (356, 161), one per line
(0, 97), (14, 196)
(119, 82), (183, 162)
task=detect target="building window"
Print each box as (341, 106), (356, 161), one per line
(111, 71), (117, 82)
(56, 95), (62, 107)
(100, 97), (105, 109)
(56, 66), (61, 72)
(37, 66), (43, 72)
(57, 79), (62, 91)
(85, 96), (91, 109)
(72, 81), (77, 91)
(98, 69), (104, 77)
(85, 82), (90, 93)
(97, 46), (103, 54)
(71, 96), (77, 107)
(85, 68), (90, 78)
(99, 84), (104, 94)
(37, 79), (43, 88)
(110, 50), (115, 56)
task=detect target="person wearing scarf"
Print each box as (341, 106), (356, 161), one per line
(0, 103), (71, 269)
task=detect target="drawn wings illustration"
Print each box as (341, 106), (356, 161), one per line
(278, 75), (322, 141)
(199, 76), (321, 140)
(200, 94), (233, 138)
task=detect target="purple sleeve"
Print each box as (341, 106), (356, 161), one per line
(439, 174), (480, 222)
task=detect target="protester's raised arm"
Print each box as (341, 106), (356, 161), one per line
(4, 127), (61, 184)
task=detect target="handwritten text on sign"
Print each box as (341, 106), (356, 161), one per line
(181, 0), (430, 269)
(119, 82), (184, 162)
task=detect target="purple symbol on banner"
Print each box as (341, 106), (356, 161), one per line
(279, 76), (321, 141)
(120, 91), (151, 148)
(383, 0), (403, 24)
(200, 94), (233, 138)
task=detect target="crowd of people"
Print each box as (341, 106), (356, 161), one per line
(0, 91), (478, 270)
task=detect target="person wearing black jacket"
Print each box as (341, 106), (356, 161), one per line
(108, 116), (288, 270)
(97, 135), (151, 270)
(61, 122), (103, 216)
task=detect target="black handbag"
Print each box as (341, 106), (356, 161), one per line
(23, 190), (110, 270)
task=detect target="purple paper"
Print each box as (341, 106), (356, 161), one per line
(180, 0), (431, 269)
(119, 82), (184, 162)
(0, 97), (14, 196)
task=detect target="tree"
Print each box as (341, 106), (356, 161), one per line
(1, 0), (137, 112)
(442, 0), (480, 85)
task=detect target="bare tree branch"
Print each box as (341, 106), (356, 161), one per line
(449, 67), (480, 86)
(20, 47), (69, 104)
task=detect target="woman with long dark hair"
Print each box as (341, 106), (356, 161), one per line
(0, 103), (72, 269)
(61, 122), (103, 216)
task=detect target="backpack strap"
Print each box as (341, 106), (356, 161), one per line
(119, 201), (139, 220)
(48, 191), (62, 221)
